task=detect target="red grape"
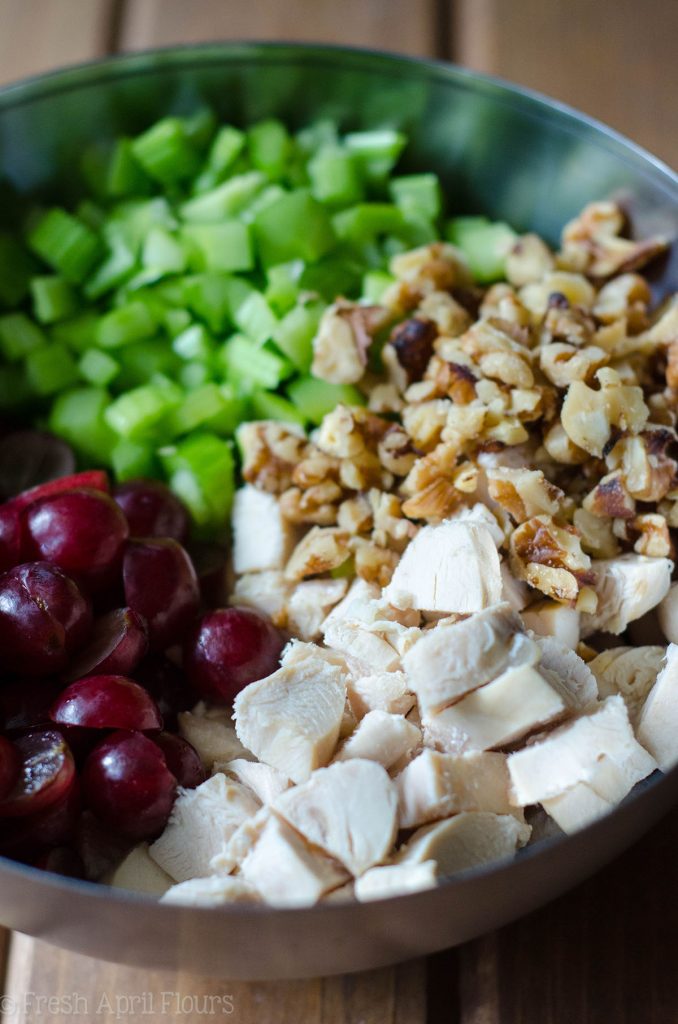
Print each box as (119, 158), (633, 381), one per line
(0, 502), (21, 572)
(134, 654), (195, 730)
(11, 469), (109, 510)
(21, 488), (129, 593)
(184, 607), (284, 704)
(82, 730), (177, 840)
(0, 734), (20, 800)
(188, 541), (229, 606)
(154, 732), (205, 789)
(64, 607), (148, 682)
(0, 729), (76, 818)
(0, 562), (92, 675)
(0, 430), (76, 501)
(123, 538), (199, 649)
(113, 479), (189, 543)
(50, 675), (163, 732)
(0, 776), (81, 859)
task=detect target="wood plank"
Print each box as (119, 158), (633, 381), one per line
(2, 933), (426, 1024)
(0, 0), (116, 86)
(117, 0), (438, 58)
(452, 0), (678, 167)
(453, 809), (678, 1024)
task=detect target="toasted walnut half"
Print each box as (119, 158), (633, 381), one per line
(539, 342), (608, 388)
(279, 481), (342, 526)
(510, 515), (592, 604)
(285, 526), (351, 580)
(311, 301), (390, 385)
(606, 428), (678, 502)
(583, 471), (636, 519)
(487, 466), (565, 523)
(505, 233), (555, 286)
(613, 513), (673, 558)
(561, 368), (649, 457)
(238, 421), (310, 494)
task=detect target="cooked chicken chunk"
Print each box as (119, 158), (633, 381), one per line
(240, 814), (349, 907)
(396, 749), (518, 829)
(507, 695), (657, 814)
(500, 562), (531, 613)
(539, 783), (617, 834)
(216, 759), (292, 804)
(522, 600), (580, 649)
(334, 710), (421, 770)
(449, 502), (505, 547)
(637, 644), (678, 771)
(323, 618), (402, 673)
(233, 646), (346, 783)
(231, 570), (291, 623)
(590, 646), (665, 724)
(402, 603), (537, 714)
(355, 861), (438, 901)
(347, 670), (416, 720)
(384, 521), (502, 614)
(321, 577), (381, 631)
(581, 555), (673, 637)
(232, 484), (296, 573)
(210, 806), (271, 874)
(106, 843), (173, 897)
(423, 664), (566, 753)
(149, 775), (260, 882)
(658, 583), (678, 644)
(533, 635), (598, 710)
(178, 705), (253, 771)
(397, 812), (531, 875)
(287, 578), (348, 640)
(161, 876), (260, 907)
(273, 759), (398, 876)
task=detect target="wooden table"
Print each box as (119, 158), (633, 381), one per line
(0, 2), (676, 1021)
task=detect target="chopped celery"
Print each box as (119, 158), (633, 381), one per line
(111, 438), (159, 480)
(333, 203), (406, 243)
(0, 233), (37, 307)
(25, 342), (79, 395)
(171, 324), (214, 362)
(84, 225), (136, 299)
(79, 348), (119, 387)
(232, 291), (278, 346)
(105, 139), (154, 198)
(48, 387), (117, 465)
(30, 276), (78, 324)
(203, 383), (249, 435)
(167, 382), (232, 436)
(344, 129), (407, 183)
(141, 227), (187, 274)
(0, 312), (47, 361)
(265, 260), (304, 315)
(183, 273), (233, 333)
(0, 364), (32, 409)
(131, 117), (200, 184)
(182, 108), (217, 150)
(296, 120), (339, 154)
(51, 311), (99, 354)
(28, 208), (103, 284)
(160, 432), (235, 529)
(251, 389), (306, 427)
(272, 300), (324, 372)
(362, 270), (395, 303)
(253, 189), (335, 266)
(247, 119), (291, 180)
(163, 308), (192, 338)
(105, 379), (183, 440)
(180, 171), (265, 222)
(308, 146), (363, 205)
(287, 375), (365, 425)
(219, 334), (293, 390)
(446, 216), (517, 284)
(110, 197), (177, 251)
(182, 221), (253, 273)
(390, 173), (442, 221)
(178, 362), (213, 390)
(193, 125), (246, 192)
(96, 301), (157, 349)
(116, 339), (180, 390)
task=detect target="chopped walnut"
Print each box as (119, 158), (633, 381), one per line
(613, 513), (673, 558)
(593, 273), (651, 326)
(560, 368), (649, 457)
(337, 495), (373, 535)
(418, 290), (471, 336)
(573, 507), (620, 559)
(311, 300), (389, 385)
(510, 515), (592, 603)
(479, 284), (531, 327)
(487, 466), (565, 523)
(667, 341), (678, 390)
(606, 428), (678, 502)
(279, 481), (342, 526)
(542, 422), (589, 465)
(350, 537), (400, 586)
(402, 399), (451, 451)
(378, 426), (418, 476)
(386, 317), (438, 386)
(284, 527), (351, 580)
(460, 320), (534, 389)
(505, 233), (555, 286)
(541, 303), (596, 348)
(519, 272), (596, 319)
(368, 490), (418, 549)
(238, 420), (310, 493)
(539, 342), (608, 387)
(367, 382), (405, 414)
(583, 471), (636, 519)
(389, 242), (472, 296)
(559, 201), (667, 278)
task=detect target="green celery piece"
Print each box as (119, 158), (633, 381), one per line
(51, 311), (99, 354)
(0, 234), (38, 307)
(0, 312), (47, 361)
(166, 382), (231, 436)
(299, 255), (363, 301)
(250, 389), (306, 427)
(111, 438), (159, 481)
(241, 184), (286, 223)
(446, 216), (517, 284)
(247, 119), (291, 180)
(171, 323), (215, 362)
(180, 171), (266, 222)
(253, 189), (335, 266)
(76, 199), (106, 231)
(28, 208), (103, 284)
(182, 108), (217, 150)
(111, 197), (177, 252)
(160, 432), (235, 530)
(333, 203), (406, 243)
(49, 386), (117, 465)
(115, 339), (181, 391)
(233, 291), (278, 346)
(30, 276), (78, 324)
(182, 273), (233, 333)
(296, 120), (339, 155)
(192, 125), (246, 192)
(308, 146), (363, 206)
(24, 342), (79, 396)
(141, 226), (187, 274)
(219, 333), (293, 390)
(83, 224), (137, 300)
(105, 139), (154, 198)
(362, 270), (395, 303)
(79, 348), (119, 387)
(0, 364), (32, 410)
(344, 129), (407, 184)
(182, 221), (253, 273)
(287, 375), (365, 425)
(203, 383), (249, 435)
(178, 362), (212, 390)
(163, 308), (192, 338)
(272, 300), (324, 372)
(390, 173), (442, 221)
(104, 379), (183, 441)
(96, 301), (157, 349)
(265, 260), (305, 315)
(131, 117), (200, 184)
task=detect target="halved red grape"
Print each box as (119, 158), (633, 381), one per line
(113, 479), (189, 543)
(21, 488), (129, 592)
(11, 469), (109, 510)
(50, 674), (163, 732)
(0, 729), (76, 818)
(0, 562), (92, 675)
(76, 810), (132, 881)
(0, 734), (20, 800)
(82, 730), (177, 840)
(0, 503), (21, 572)
(123, 538), (200, 650)
(184, 607), (284, 704)
(0, 430), (76, 501)
(64, 607), (148, 682)
(134, 654), (195, 730)
(154, 732), (205, 789)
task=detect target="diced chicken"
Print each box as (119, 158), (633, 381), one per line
(231, 570), (291, 623)
(522, 600), (580, 649)
(232, 484), (296, 573)
(279, 638), (349, 673)
(590, 646), (665, 724)
(273, 760), (398, 876)
(161, 876), (260, 907)
(178, 704), (253, 771)
(322, 881), (356, 903)
(540, 783), (616, 834)
(397, 812), (531, 876)
(347, 671), (416, 721)
(501, 562), (531, 613)
(402, 603), (538, 714)
(149, 775), (260, 882)
(507, 695), (657, 812)
(658, 583), (678, 644)
(211, 806), (271, 874)
(581, 554), (673, 637)
(216, 758), (292, 804)
(449, 502), (505, 547)
(384, 521), (503, 615)
(233, 648), (346, 783)
(321, 577), (381, 631)
(396, 749), (518, 829)
(355, 861), (438, 901)
(240, 814), (349, 907)
(334, 710), (421, 771)
(287, 578), (348, 640)
(423, 665), (566, 753)
(106, 843), (173, 897)
(533, 635), (598, 710)
(323, 618), (401, 673)
(637, 644), (678, 771)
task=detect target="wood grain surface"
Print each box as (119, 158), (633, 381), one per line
(0, 1), (676, 1022)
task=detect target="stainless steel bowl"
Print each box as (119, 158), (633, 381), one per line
(0, 42), (676, 980)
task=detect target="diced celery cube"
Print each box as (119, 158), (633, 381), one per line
(104, 380), (182, 440)
(344, 129), (407, 183)
(28, 208), (103, 284)
(79, 348), (119, 387)
(308, 146), (363, 205)
(0, 233), (37, 307)
(219, 334), (293, 390)
(253, 189), (335, 266)
(0, 313), (47, 361)
(272, 300), (324, 372)
(390, 173), (442, 221)
(362, 270), (395, 303)
(30, 276), (78, 324)
(247, 119), (291, 180)
(171, 324), (215, 362)
(131, 117), (200, 184)
(446, 216), (517, 283)
(105, 139), (154, 198)
(160, 432), (235, 529)
(141, 227), (187, 274)
(182, 221), (253, 273)
(167, 383), (230, 436)
(265, 260), (305, 315)
(250, 390), (306, 427)
(111, 438), (159, 481)
(48, 387), (117, 464)
(287, 375), (365, 425)
(25, 343), (79, 395)
(96, 301), (157, 348)
(180, 171), (265, 222)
